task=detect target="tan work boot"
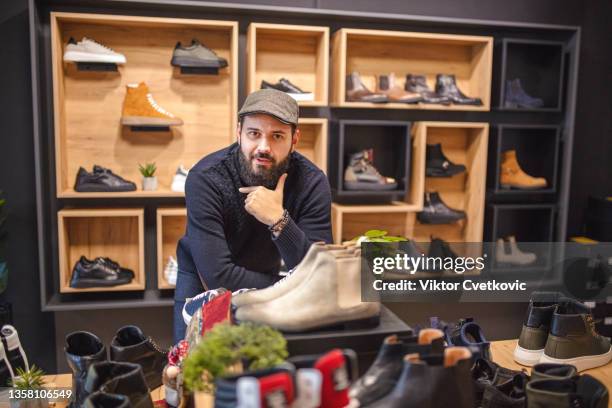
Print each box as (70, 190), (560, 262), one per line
(376, 73), (422, 103)
(121, 82), (183, 126)
(500, 150), (547, 190)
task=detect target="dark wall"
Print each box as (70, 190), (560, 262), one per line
(1, 0), (610, 372)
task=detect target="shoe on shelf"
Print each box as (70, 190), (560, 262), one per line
(417, 191), (466, 224)
(405, 74), (451, 105)
(84, 361), (153, 408)
(65, 331), (107, 407)
(170, 165), (189, 193)
(121, 82), (183, 127)
(345, 72), (388, 103)
(526, 375), (609, 408)
(63, 37), (126, 64)
(170, 39), (228, 69)
(540, 298), (612, 372)
(425, 237), (459, 272)
(70, 256), (135, 288)
(164, 256), (178, 285)
(376, 73), (422, 103)
(504, 78), (544, 109)
(74, 165), (137, 193)
(260, 78), (314, 102)
(426, 143), (466, 177)
(496, 236), (537, 266)
(500, 150), (547, 190)
(435, 74), (483, 106)
(344, 149), (397, 191)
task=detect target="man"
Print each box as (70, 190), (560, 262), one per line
(174, 89), (333, 340)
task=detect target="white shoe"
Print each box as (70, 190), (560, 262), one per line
(170, 165), (189, 193)
(1, 325), (29, 374)
(496, 236), (536, 265)
(287, 92), (314, 102)
(63, 37), (127, 64)
(164, 256), (177, 285)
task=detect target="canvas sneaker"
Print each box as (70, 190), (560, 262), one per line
(63, 37), (126, 64)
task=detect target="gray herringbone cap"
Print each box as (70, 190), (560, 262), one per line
(238, 89), (299, 126)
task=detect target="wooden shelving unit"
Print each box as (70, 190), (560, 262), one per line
(247, 23), (329, 106)
(296, 118), (328, 174)
(156, 208), (186, 289)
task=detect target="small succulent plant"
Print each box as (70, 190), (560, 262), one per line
(138, 163), (157, 178)
(11, 366), (46, 389)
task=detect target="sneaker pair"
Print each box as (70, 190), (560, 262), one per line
(0, 325), (29, 387)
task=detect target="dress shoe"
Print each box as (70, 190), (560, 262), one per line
(70, 256), (135, 288)
(367, 347), (474, 408)
(444, 317), (491, 360)
(526, 375), (609, 408)
(540, 299), (612, 371)
(496, 236), (537, 266)
(110, 326), (167, 390)
(65, 331), (107, 407)
(435, 74), (483, 105)
(74, 165), (136, 193)
(405, 74), (450, 104)
(481, 373), (528, 408)
(500, 150), (547, 190)
(504, 78), (544, 109)
(121, 82), (183, 127)
(426, 143), (466, 177)
(235, 250), (380, 332)
(417, 192), (465, 224)
(84, 362), (153, 408)
(261, 78), (314, 102)
(349, 329), (444, 406)
(346, 72), (388, 103)
(344, 149), (397, 191)
(84, 392), (130, 408)
(376, 73), (421, 103)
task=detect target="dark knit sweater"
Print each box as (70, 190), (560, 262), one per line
(177, 143), (333, 291)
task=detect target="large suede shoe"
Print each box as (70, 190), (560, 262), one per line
(500, 150), (547, 190)
(527, 375), (609, 408)
(85, 362), (153, 408)
(110, 326), (167, 390)
(235, 250), (380, 332)
(65, 331), (107, 407)
(540, 299), (612, 371)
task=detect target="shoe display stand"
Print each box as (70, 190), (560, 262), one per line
(156, 208), (186, 290)
(247, 23), (329, 107)
(296, 118), (328, 174)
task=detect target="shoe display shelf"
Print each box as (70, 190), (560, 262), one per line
(488, 125), (561, 196)
(50, 12), (238, 198)
(246, 23), (329, 107)
(156, 207), (186, 289)
(413, 122), (488, 246)
(485, 204), (556, 273)
(296, 118), (328, 174)
(57, 208), (145, 293)
(331, 28), (493, 111)
(495, 38), (566, 112)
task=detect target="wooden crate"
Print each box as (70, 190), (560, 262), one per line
(57, 208), (145, 293)
(247, 23), (329, 106)
(412, 122), (489, 243)
(331, 28), (493, 111)
(297, 118), (328, 174)
(156, 207), (186, 289)
(50, 12), (238, 198)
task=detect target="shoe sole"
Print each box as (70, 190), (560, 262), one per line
(63, 51), (125, 64)
(426, 168), (465, 177)
(74, 184), (136, 192)
(500, 184), (547, 190)
(417, 215), (465, 224)
(170, 56), (227, 68)
(121, 116), (183, 126)
(539, 346), (612, 372)
(344, 181), (398, 191)
(70, 278), (133, 288)
(513, 345), (543, 366)
(234, 314), (380, 333)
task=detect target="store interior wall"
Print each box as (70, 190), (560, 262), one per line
(0, 0), (610, 373)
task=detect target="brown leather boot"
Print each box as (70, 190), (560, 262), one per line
(376, 73), (422, 103)
(121, 82), (183, 126)
(500, 150), (547, 190)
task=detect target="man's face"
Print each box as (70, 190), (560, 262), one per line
(237, 113), (299, 188)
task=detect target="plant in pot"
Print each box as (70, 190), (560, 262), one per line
(138, 163), (157, 191)
(0, 191), (7, 294)
(10, 365), (48, 408)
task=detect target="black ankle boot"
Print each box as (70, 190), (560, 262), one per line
(405, 74), (450, 105)
(110, 326), (167, 390)
(85, 361), (153, 408)
(426, 144), (466, 177)
(418, 192), (466, 224)
(84, 391), (130, 408)
(435, 74), (482, 106)
(65, 331), (107, 407)
(426, 237), (458, 272)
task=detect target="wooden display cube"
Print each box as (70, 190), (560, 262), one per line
(50, 12), (238, 198)
(247, 23), (329, 106)
(331, 28), (493, 111)
(297, 118), (328, 174)
(57, 208), (145, 293)
(156, 208), (187, 289)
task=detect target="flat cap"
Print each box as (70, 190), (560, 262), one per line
(238, 89), (299, 126)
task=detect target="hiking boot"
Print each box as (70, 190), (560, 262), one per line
(500, 150), (547, 190)
(435, 74), (482, 106)
(171, 39), (228, 69)
(417, 192), (466, 224)
(344, 149), (397, 191)
(504, 78), (544, 109)
(376, 73), (422, 103)
(426, 143), (466, 177)
(346, 72), (387, 103)
(120, 82), (183, 127)
(405, 74), (450, 104)
(526, 375), (609, 408)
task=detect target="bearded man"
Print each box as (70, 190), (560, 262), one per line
(173, 89), (332, 340)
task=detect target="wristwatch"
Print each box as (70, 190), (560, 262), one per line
(269, 209), (290, 234)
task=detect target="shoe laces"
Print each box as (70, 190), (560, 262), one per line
(147, 337), (169, 355)
(83, 37), (117, 54)
(147, 94), (175, 117)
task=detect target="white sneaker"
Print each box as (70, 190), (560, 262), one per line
(164, 256), (177, 285)
(171, 165), (189, 193)
(1, 325), (29, 372)
(63, 37), (127, 64)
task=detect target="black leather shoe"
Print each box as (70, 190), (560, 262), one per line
(481, 373), (528, 408)
(84, 392), (130, 408)
(74, 165), (136, 193)
(84, 362), (153, 408)
(426, 143), (466, 177)
(405, 74), (450, 105)
(504, 78), (544, 109)
(65, 331), (107, 407)
(418, 192), (466, 224)
(435, 74), (483, 106)
(110, 326), (167, 390)
(425, 237), (458, 272)
(70, 256), (134, 289)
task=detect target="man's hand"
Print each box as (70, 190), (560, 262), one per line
(239, 173), (287, 226)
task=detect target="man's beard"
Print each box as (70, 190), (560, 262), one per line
(238, 148), (291, 189)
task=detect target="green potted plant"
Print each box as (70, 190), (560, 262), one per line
(138, 163), (157, 191)
(10, 365), (47, 408)
(0, 191), (7, 294)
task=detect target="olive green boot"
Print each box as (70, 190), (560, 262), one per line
(527, 375), (608, 408)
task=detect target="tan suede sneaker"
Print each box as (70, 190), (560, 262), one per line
(120, 82), (183, 127)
